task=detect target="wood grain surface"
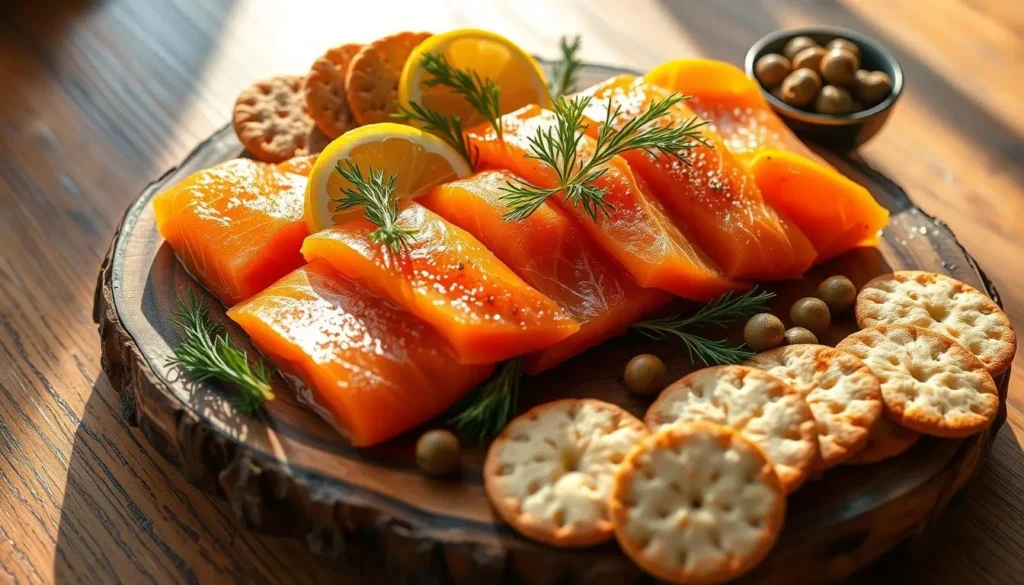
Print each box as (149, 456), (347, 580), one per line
(0, 1), (1021, 584)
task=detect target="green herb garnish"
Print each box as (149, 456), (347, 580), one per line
(169, 289), (274, 414)
(631, 287), (776, 366)
(418, 52), (503, 137)
(332, 161), (415, 252)
(549, 35), (583, 98)
(447, 359), (522, 444)
(394, 102), (478, 166)
(499, 92), (710, 221)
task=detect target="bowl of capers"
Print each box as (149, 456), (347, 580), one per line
(746, 27), (903, 148)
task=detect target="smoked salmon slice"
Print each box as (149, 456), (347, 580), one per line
(419, 170), (673, 374)
(152, 158), (308, 306)
(466, 105), (741, 302)
(301, 201), (579, 364)
(644, 60), (889, 261)
(576, 75), (817, 280)
(227, 261), (493, 446)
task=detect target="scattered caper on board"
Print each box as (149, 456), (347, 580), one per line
(816, 275), (858, 313)
(744, 313), (786, 352)
(783, 36), (819, 60)
(416, 429), (461, 476)
(624, 353), (667, 396)
(781, 69), (822, 108)
(790, 297), (831, 334)
(754, 53), (792, 87)
(792, 46), (826, 72)
(784, 327), (818, 345)
(820, 48), (859, 86)
(814, 85), (855, 114)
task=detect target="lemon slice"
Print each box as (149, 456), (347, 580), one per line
(304, 123), (472, 233)
(398, 28), (551, 128)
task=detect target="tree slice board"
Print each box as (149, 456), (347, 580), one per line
(93, 62), (1008, 584)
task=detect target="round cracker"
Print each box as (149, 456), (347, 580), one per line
(611, 422), (784, 585)
(645, 365), (819, 494)
(836, 324), (999, 437)
(483, 398), (648, 547)
(345, 31), (431, 125)
(304, 43), (362, 139)
(233, 75), (314, 163)
(856, 270), (1016, 375)
(843, 417), (920, 465)
(745, 345), (882, 469)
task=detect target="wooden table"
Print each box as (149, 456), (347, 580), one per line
(1, 1), (1021, 583)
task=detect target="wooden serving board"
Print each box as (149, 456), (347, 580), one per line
(93, 62), (1008, 584)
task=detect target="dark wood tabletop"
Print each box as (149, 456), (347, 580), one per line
(1, 0), (1022, 583)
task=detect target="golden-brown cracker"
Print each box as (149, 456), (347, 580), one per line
(856, 271), (1015, 375)
(304, 43), (362, 139)
(233, 75), (314, 163)
(843, 417), (920, 465)
(645, 365), (819, 494)
(484, 399), (648, 547)
(745, 345), (882, 469)
(611, 422), (784, 585)
(345, 32), (431, 125)
(837, 324), (999, 437)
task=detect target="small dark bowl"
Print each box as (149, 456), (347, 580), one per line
(745, 27), (903, 149)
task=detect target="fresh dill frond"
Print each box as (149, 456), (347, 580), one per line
(168, 289), (274, 414)
(549, 35), (583, 98)
(446, 359), (522, 444)
(630, 287), (776, 366)
(393, 102), (478, 167)
(332, 161), (416, 252)
(500, 92), (710, 221)
(419, 52), (503, 138)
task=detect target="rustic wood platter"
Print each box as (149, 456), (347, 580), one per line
(93, 62), (1008, 584)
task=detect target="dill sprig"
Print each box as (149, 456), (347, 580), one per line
(419, 52), (503, 137)
(500, 92), (710, 221)
(168, 289), (274, 414)
(393, 102), (478, 166)
(447, 359), (522, 444)
(332, 161), (416, 252)
(549, 35), (582, 98)
(631, 287), (776, 366)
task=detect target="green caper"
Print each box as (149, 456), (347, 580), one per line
(820, 48), (859, 86)
(743, 313), (786, 352)
(813, 85), (855, 114)
(854, 69), (893, 106)
(780, 69), (822, 108)
(624, 353), (667, 396)
(416, 429), (461, 476)
(827, 38), (861, 61)
(792, 46), (826, 72)
(790, 297), (831, 334)
(754, 53), (792, 87)
(783, 36), (819, 61)
(816, 275), (858, 313)
(784, 327), (818, 345)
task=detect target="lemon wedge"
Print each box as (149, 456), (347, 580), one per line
(304, 123), (472, 233)
(398, 28), (551, 128)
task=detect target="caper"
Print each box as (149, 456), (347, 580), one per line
(826, 38), (861, 61)
(820, 48), (859, 86)
(754, 53), (792, 87)
(854, 69), (893, 106)
(744, 313), (786, 352)
(780, 69), (822, 108)
(790, 297), (831, 334)
(784, 327), (819, 345)
(624, 353), (667, 396)
(816, 275), (858, 313)
(416, 429), (461, 476)
(783, 36), (819, 61)
(792, 46), (827, 72)
(813, 85), (855, 115)
(770, 85), (785, 102)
